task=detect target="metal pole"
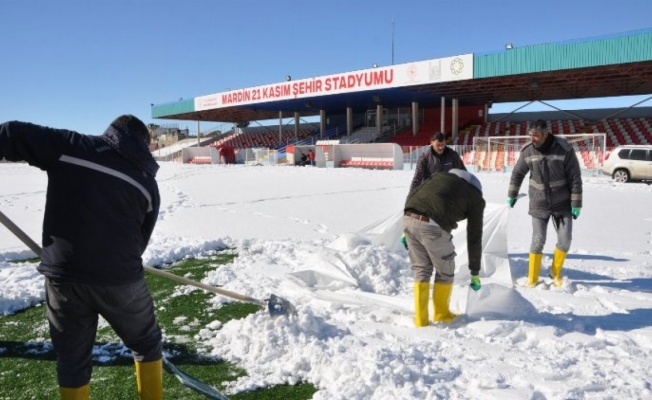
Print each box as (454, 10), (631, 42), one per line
(391, 18), (395, 65)
(197, 120), (200, 147)
(293, 112), (298, 142)
(320, 109), (326, 140)
(440, 97), (445, 134)
(452, 98), (459, 139)
(412, 102), (418, 137)
(346, 107), (353, 136)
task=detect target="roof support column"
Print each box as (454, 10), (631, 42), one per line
(279, 111), (283, 142)
(320, 109), (326, 140)
(347, 107), (352, 136)
(452, 98), (459, 140)
(411, 102), (418, 137)
(376, 104), (383, 136)
(440, 97), (446, 134)
(294, 112), (300, 141)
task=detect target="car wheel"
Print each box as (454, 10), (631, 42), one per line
(613, 169), (630, 183)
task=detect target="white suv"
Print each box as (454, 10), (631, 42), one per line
(602, 145), (652, 182)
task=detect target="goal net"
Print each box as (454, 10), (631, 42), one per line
(471, 133), (607, 174)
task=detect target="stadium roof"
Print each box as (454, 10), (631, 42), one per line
(152, 28), (652, 124)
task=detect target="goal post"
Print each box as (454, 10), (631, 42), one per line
(471, 133), (607, 174)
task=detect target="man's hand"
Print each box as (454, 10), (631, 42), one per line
(571, 207), (581, 220)
(507, 197), (517, 208)
(400, 233), (408, 250)
(470, 275), (481, 291)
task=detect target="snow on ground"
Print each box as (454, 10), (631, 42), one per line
(1, 162), (652, 399)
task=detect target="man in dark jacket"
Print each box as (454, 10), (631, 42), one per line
(507, 119), (583, 288)
(408, 132), (466, 193)
(0, 115), (163, 400)
(404, 169), (485, 326)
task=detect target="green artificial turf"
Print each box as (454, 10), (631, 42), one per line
(0, 252), (317, 399)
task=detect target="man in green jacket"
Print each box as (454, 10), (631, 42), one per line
(403, 169), (485, 326)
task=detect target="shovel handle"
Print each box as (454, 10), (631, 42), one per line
(0, 209), (264, 307)
(0, 210), (42, 257)
(143, 265), (264, 306)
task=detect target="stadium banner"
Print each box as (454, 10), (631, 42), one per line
(195, 54), (473, 111)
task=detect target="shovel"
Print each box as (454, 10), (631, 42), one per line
(144, 266), (295, 317)
(0, 209), (296, 317)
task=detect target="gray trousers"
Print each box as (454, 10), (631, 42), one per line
(403, 215), (456, 284)
(530, 214), (573, 253)
(45, 277), (162, 388)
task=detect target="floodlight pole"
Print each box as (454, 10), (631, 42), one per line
(391, 18), (395, 65)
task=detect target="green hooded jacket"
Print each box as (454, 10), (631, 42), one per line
(405, 172), (486, 274)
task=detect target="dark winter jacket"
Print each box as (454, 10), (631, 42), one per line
(0, 121), (160, 285)
(404, 172), (486, 275)
(408, 146), (466, 193)
(508, 135), (582, 219)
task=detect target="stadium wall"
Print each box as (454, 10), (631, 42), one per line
(151, 99), (195, 118)
(475, 29), (652, 78)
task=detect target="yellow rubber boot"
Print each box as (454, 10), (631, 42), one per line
(414, 281), (430, 327)
(59, 384), (89, 400)
(136, 359), (163, 400)
(528, 253), (542, 287)
(433, 282), (457, 323)
(550, 248), (567, 287)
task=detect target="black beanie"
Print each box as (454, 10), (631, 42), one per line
(110, 115), (150, 144)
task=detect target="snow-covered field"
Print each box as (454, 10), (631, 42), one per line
(1, 162), (652, 399)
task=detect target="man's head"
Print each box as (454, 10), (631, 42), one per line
(449, 168), (482, 194)
(528, 119), (549, 148)
(430, 132), (447, 155)
(110, 115), (150, 145)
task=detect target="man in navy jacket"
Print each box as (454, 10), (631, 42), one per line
(0, 115), (163, 400)
(408, 132), (466, 193)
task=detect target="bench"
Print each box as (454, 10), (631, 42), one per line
(187, 157), (213, 165)
(339, 159), (394, 169)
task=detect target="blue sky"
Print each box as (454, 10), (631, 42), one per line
(1, 0), (652, 135)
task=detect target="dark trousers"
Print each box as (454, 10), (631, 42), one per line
(45, 277), (162, 387)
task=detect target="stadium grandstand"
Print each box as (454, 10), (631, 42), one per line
(150, 28), (652, 170)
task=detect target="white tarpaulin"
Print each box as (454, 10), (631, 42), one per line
(359, 203), (513, 285)
(287, 202), (515, 316)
